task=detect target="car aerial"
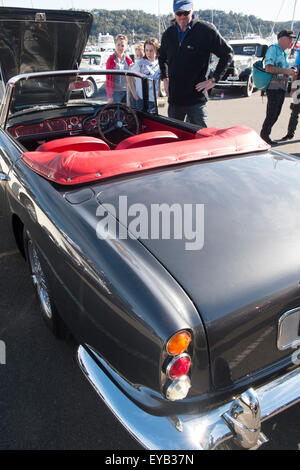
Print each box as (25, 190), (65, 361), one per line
(211, 36), (271, 97)
(79, 51), (111, 98)
(0, 7), (300, 451)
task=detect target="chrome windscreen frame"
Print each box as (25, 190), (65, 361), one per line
(0, 64), (5, 107)
(0, 69), (155, 130)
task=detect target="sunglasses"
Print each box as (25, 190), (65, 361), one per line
(175, 11), (191, 17)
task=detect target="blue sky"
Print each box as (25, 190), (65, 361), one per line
(1, 0), (299, 23)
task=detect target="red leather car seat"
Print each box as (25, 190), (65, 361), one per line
(36, 136), (110, 153)
(115, 131), (179, 150)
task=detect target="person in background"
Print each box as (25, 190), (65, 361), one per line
(106, 34), (133, 103)
(280, 48), (300, 141)
(158, 0), (233, 128)
(260, 30), (297, 145)
(134, 43), (144, 61)
(130, 37), (160, 112)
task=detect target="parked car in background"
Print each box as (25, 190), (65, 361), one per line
(211, 36), (270, 97)
(79, 51), (110, 98)
(1, 8), (300, 451)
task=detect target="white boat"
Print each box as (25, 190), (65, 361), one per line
(98, 33), (115, 52)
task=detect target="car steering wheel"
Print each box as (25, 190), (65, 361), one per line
(97, 103), (140, 148)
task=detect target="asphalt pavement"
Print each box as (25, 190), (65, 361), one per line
(208, 87), (300, 157)
(0, 90), (299, 450)
(160, 87), (300, 157)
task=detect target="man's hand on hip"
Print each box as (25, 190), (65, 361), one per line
(195, 78), (216, 93)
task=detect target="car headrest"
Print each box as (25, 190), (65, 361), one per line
(115, 131), (179, 150)
(36, 136), (110, 153)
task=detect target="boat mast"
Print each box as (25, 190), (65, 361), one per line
(291, 0), (298, 30)
(271, 0), (286, 35)
(158, 0), (161, 42)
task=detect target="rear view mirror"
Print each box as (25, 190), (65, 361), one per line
(69, 80), (92, 91)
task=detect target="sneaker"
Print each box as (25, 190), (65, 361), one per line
(279, 133), (294, 142)
(260, 132), (279, 146)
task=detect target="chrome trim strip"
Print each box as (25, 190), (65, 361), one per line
(271, 149), (298, 158)
(258, 367), (300, 421)
(0, 83), (14, 129)
(216, 81), (248, 87)
(77, 345), (300, 450)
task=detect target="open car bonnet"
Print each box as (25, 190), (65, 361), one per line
(0, 7), (93, 108)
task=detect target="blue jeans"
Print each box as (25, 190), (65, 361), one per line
(168, 102), (208, 129)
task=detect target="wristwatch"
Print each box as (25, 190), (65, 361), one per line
(210, 77), (217, 83)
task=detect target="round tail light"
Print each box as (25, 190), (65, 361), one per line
(166, 376), (191, 401)
(166, 331), (191, 356)
(167, 354), (191, 380)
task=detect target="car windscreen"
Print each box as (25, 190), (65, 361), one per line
(7, 71), (158, 115)
(232, 44), (265, 57)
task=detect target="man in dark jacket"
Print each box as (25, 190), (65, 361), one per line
(158, 0), (233, 127)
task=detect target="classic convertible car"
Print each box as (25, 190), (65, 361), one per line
(0, 8), (300, 451)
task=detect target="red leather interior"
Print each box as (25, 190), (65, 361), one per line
(22, 126), (270, 185)
(36, 136), (110, 153)
(141, 118), (196, 140)
(115, 131), (179, 150)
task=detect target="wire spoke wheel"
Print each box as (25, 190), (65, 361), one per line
(85, 78), (96, 98)
(24, 230), (67, 339)
(243, 74), (254, 97)
(28, 239), (52, 320)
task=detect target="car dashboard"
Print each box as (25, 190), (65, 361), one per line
(7, 104), (103, 148)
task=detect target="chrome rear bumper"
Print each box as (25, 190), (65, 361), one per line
(216, 80), (248, 87)
(78, 345), (300, 450)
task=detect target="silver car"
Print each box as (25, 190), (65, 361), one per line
(211, 37), (271, 97)
(79, 52), (111, 98)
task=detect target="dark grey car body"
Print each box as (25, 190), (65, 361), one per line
(0, 7), (299, 450)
